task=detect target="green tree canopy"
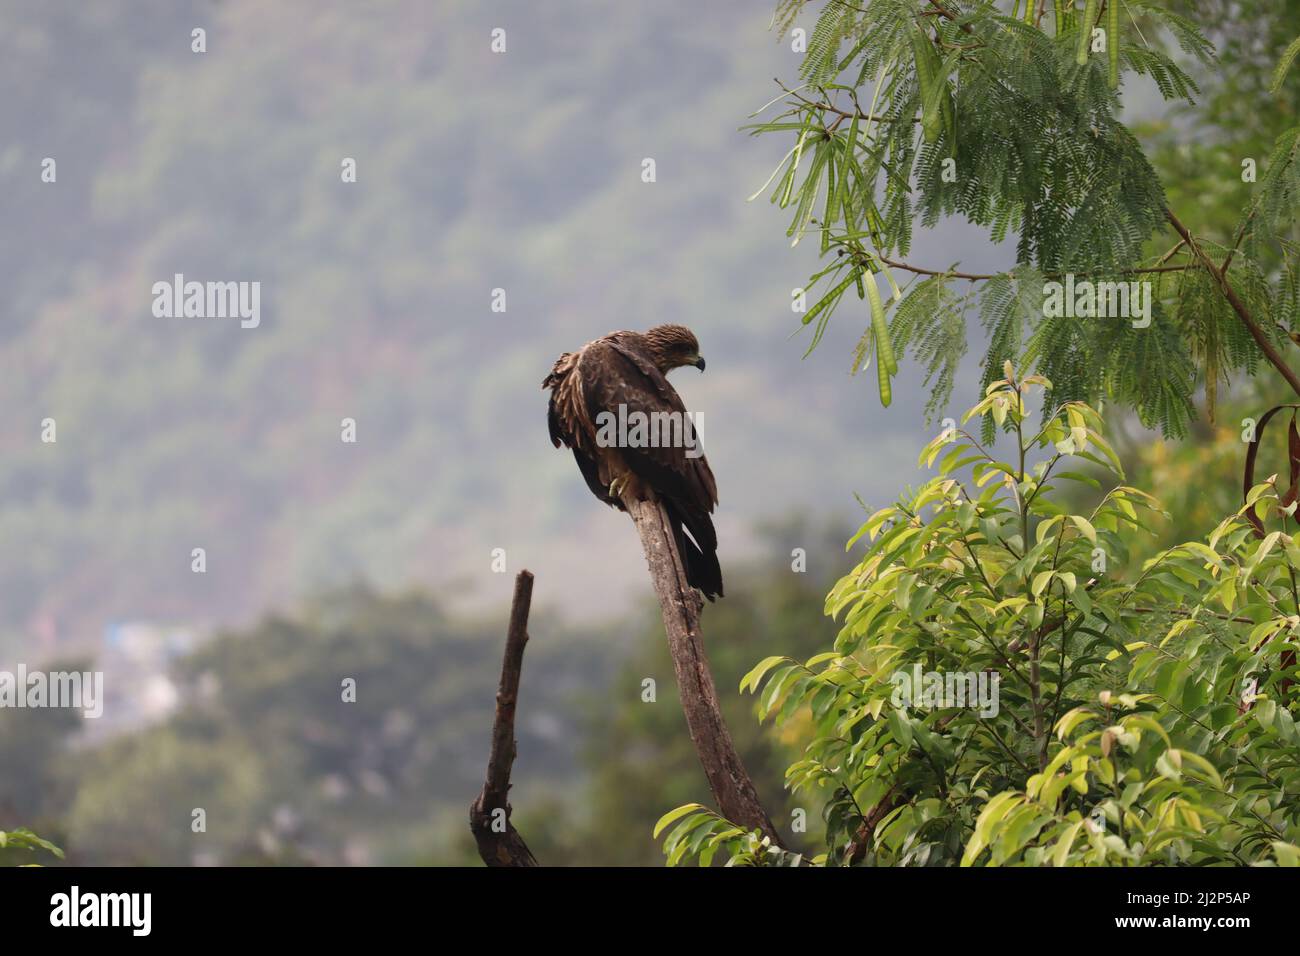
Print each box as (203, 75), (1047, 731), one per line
(752, 0), (1300, 437)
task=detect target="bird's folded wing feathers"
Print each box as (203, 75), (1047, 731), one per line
(580, 340), (718, 516)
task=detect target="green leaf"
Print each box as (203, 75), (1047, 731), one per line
(1069, 515), (1097, 546)
(654, 804), (706, 840)
(1270, 35), (1300, 93)
(1031, 570), (1055, 597)
(1053, 820), (1085, 867)
(739, 656), (788, 694)
(887, 707), (913, 750)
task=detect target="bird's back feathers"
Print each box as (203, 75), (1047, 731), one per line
(544, 329), (723, 599)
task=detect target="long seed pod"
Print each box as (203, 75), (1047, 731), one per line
(939, 88), (956, 149)
(883, 266), (903, 304)
(1053, 0), (1063, 35)
(1107, 0), (1120, 88)
(870, 268), (897, 375)
(925, 39), (954, 147)
(875, 326), (893, 406)
(910, 24), (942, 145)
(1076, 0), (1098, 65)
(838, 111), (857, 215)
(1024, 0), (1036, 25)
(864, 267), (898, 406)
(821, 153), (836, 254)
(933, 47), (957, 147)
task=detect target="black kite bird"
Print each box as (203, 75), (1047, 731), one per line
(543, 324), (723, 600)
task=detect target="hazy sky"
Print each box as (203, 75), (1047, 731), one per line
(0, 0), (1172, 656)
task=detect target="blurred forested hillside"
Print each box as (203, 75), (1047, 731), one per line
(4, 0), (1295, 868)
(0, 0), (986, 659)
(0, 520), (840, 865)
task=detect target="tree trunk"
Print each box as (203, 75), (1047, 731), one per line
(624, 495), (781, 843)
(469, 570), (540, 866)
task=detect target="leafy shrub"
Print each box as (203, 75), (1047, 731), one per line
(0, 828), (64, 866)
(658, 368), (1300, 866)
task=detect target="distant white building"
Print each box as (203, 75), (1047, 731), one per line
(85, 622), (207, 739)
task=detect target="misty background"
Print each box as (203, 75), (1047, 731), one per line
(0, 0), (1182, 864)
(0, 0), (1011, 656)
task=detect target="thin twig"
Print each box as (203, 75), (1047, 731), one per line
(1166, 207), (1300, 398)
(469, 570), (540, 867)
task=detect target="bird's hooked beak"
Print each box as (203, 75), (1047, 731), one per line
(693, 355), (706, 372)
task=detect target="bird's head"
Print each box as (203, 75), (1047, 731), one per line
(644, 323), (706, 374)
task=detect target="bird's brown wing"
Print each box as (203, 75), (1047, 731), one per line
(581, 338), (718, 516)
(591, 339), (723, 598)
(545, 335), (723, 599)
(545, 347), (620, 506)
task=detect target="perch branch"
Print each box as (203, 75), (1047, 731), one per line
(469, 569), (539, 867)
(1165, 207), (1300, 399)
(623, 494), (782, 844)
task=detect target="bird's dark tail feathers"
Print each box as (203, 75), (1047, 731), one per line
(663, 498), (723, 602)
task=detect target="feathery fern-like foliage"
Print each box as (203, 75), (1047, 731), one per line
(754, 0), (1300, 438)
